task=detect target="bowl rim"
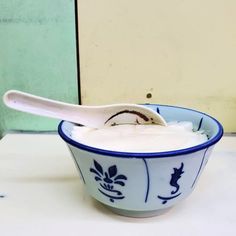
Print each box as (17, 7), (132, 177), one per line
(58, 104), (224, 158)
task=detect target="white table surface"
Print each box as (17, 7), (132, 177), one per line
(0, 133), (235, 236)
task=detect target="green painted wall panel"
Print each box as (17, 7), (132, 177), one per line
(0, 0), (78, 136)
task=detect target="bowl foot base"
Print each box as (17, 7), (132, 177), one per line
(106, 205), (172, 218)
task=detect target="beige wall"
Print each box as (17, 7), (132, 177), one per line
(78, 0), (236, 132)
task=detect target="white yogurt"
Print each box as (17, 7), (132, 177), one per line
(71, 121), (208, 153)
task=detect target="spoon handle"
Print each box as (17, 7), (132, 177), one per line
(3, 90), (88, 124)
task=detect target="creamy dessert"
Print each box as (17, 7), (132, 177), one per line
(71, 121), (208, 152)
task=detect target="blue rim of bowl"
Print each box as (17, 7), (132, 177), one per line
(58, 104), (224, 158)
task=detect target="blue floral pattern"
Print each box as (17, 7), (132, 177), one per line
(90, 160), (127, 202)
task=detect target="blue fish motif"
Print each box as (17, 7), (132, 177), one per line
(170, 162), (184, 194)
(158, 162), (184, 204)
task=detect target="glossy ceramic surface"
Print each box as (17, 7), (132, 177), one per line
(58, 104), (223, 217)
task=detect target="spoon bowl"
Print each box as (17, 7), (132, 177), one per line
(3, 90), (167, 128)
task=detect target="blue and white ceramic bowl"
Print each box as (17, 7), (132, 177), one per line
(58, 104), (223, 217)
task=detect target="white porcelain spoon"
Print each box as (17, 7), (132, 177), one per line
(3, 90), (167, 128)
